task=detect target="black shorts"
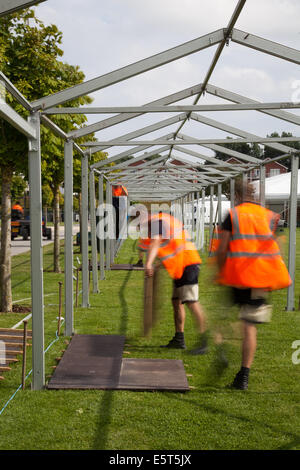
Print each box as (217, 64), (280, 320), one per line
(174, 264), (200, 288)
(172, 264), (200, 304)
(231, 288), (267, 307)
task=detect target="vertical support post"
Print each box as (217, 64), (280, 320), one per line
(109, 183), (115, 265)
(242, 172), (248, 200)
(286, 154), (299, 311)
(209, 185), (214, 247)
(64, 140), (74, 336)
(75, 268), (79, 307)
(201, 188), (205, 251)
(98, 174), (105, 280)
(22, 320), (28, 390)
(230, 178), (235, 209)
(195, 191), (199, 247)
(217, 183), (222, 227)
(259, 165), (266, 207)
(28, 112), (44, 390)
(81, 152), (89, 307)
(191, 191), (195, 241)
(89, 170), (99, 293)
(105, 180), (111, 270)
(57, 281), (63, 336)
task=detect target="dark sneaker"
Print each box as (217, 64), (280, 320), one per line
(160, 337), (186, 349)
(230, 371), (249, 390)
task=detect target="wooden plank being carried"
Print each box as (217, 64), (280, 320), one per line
(111, 264), (144, 271)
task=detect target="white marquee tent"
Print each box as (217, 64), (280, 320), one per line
(252, 170), (300, 202)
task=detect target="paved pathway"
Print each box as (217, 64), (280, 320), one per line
(10, 224), (80, 256)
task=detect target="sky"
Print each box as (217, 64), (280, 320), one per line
(33, 0), (300, 163)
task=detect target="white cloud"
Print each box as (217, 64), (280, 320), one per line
(34, 0), (300, 141)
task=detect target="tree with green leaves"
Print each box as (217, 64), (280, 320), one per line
(0, 9), (106, 310)
(263, 132), (300, 171)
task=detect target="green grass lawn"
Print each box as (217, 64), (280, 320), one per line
(0, 231), (300, 450)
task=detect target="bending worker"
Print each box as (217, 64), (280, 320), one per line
(143, 211), (208, 354)
(216, 180), (291, 390)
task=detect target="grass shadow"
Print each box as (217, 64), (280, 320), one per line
(92, 256), (134, 450)
(165, 390), (300, 450)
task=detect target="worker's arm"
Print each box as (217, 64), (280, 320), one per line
(216, 230), (231, 271)
(145, 237), (161, 277)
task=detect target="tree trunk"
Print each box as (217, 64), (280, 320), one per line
(0, 167), (13, 312)
(52, 185), (61, 273)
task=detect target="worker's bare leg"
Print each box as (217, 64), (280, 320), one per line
(231, 321), (257, 390)
(172, 298), (185, 332)
(187, 301), (208, 355)
(160, 298), (186, 348)
(186, 300), (206, 334)
(241, 321), (257, 368)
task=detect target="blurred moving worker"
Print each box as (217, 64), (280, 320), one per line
(143, 212), (208, 354)
(134, 238), (149, 267)
(216, 180), (291, 390)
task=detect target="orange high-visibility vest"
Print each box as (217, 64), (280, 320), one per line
(146, 213), (201, 280)
(112, 185), (128, 197)
(218, 202), (291, 290)
(12, 204), (23, 213)
(138, 237), (151, 252)
(209, 225), (222, 258)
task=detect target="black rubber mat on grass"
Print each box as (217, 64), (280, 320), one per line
(47, 334), (125, 389)
(47, 334), (189, 392)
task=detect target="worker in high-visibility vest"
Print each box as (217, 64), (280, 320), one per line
(143, 212), (208, 354)
(12, 202), (24, 214)
(133, 237), (150, 267)
(112, 185), (128, 239)
(112, 185), (128, 197)
(216, 179), (291, 390)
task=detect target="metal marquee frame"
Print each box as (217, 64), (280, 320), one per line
(0, 0), (299, 390)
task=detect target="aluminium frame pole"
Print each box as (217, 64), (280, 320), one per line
(109, 183), (115, 265)
(64, 140), (74, 336)
(98, 174), (105, 280)
(230, 178), (235, 209)
(81, 153), (90, 307)
(209, 186), (214, 247)
(201, 188), (206, 251)
(191, 191), (195, 241)
(218, 183), (222, 227)
(105, 181), (111, 270)
(286, 154), (299, 311)
(28, 112), (44, 390)
(260, 165), (266, 207)
(89, 169), (99, 294)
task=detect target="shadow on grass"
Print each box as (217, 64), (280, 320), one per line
(165, 390), (300, 450)
(92, 257), (134, 450)
(118, 256), (134, 336)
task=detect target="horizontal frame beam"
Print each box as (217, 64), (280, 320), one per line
(232, 28), (300, 64)
(31, 29), (224, 110)
(0, 101), (36, 138)
(0, 0), (46, 16)
(43, 101), (300, 114)
(83, 136), (300, 147)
